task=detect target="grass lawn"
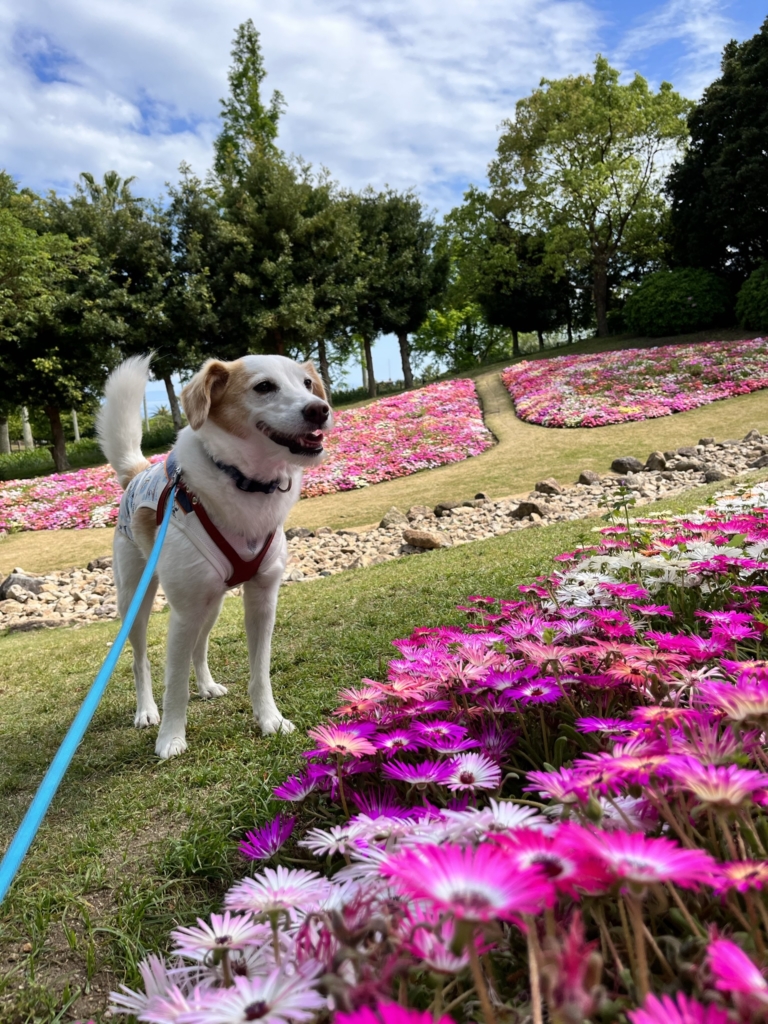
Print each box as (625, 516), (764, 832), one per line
(0, 473), (763, 1022)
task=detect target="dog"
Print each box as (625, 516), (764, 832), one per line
(97, 353), (333, 759)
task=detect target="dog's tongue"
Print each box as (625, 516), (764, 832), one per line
(303, 431), (324, 448)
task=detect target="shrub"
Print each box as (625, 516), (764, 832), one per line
(0, 427), (175, 481)
(736, 261), (768, 332)
(623, 267), (732, 337)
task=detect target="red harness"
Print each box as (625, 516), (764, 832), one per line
(156, 463), (275, 589)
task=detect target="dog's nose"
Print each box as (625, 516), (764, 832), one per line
(303, 401), (330, 426)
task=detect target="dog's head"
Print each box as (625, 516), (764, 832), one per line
(180, 355), (334, 463)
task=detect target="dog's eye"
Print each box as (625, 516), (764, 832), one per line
(254, 380), (277, 394)
(303, 378), (314, 391)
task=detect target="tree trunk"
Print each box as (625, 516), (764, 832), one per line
(363, 335), (377, 398)
(0, 416), (9, 454)
(593, 263), (610, 337)
(71, 408), (80, 442)
(396, 330), (414, 389)
(536, 329), (545, 351)
(45, 406), (70, 471)
(21, 406), (34, 449)
(566, 302), (573, 345)
(163, 375), (183, 431)
(316, 337), (333, 401)
(512, 329), (521, 358)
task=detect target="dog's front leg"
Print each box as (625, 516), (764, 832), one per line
(155, 610), (203, 759)
(242, 573), (295, 736)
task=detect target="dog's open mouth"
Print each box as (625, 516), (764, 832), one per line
(257, 423), (324, 456)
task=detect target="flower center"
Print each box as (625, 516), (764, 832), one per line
(459, 771), (476, 785)
(215, 934), (232, 945)
(245, 1001), (269, 1020)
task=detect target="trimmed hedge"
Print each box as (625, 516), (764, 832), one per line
(623, 267), (732, 337)
(737, 262), (768, 332)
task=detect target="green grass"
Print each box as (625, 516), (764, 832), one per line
(0, 473), (763, 1022)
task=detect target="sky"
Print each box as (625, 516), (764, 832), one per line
(2, 0), (765, 405)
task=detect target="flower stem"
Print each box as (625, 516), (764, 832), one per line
(221, 948), (233, 988)
(525, 921), (544, 1024)
(666, 883), (705, 938)
(336, 754), (350, 819)
(467, 930), (497, 1024)
(626, 895), (649, 1000)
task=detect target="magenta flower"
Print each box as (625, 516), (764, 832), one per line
(507, 678), (562, 704)
(372, 728), (422, 756)
(382, 759), (453, 787)
(170, 910), (266, 961)
(239, 814), (296, 862)
(628, 991), (732, 1024)
(273, 770), (322, 802)
(496, 828), (608, 895)
(576, 830), (716, 891)
(446, 752), (501, 792)
(707, 937), (768, 1009)
(381, 843), (552, 921)
(662, 756), (768, 809)
(335, 1004), (457, 1024)
(305, 723), (377, 759)
(713, 860), (768, 893)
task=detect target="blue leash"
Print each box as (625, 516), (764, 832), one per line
(0, 481), (178, 905)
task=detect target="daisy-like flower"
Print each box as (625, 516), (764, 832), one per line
(224, 866), (330, 917)
(299, 821), (368, 858)
(305, 723), (377, 759)
(239, 814), (296, 862)
(171, 911), (266, 961)
(333, 685), (386, 717)
(707, 937), (768, 1011)
(109, 954), (187, 1018)
(496, 828), (607, 895)
(372, 728), (422, 756)
(335, 1003), (456, 1024)
(446, 752), (501, 792)
(273, 771), (321, 802)
(507, 678), (562, 704)
(700, 678), (768, 723)
(525, 767), (593, 805)
(181, 963), (325, 1024)
(402, 907), (472, 974)
(713, 860), (768, 893)
(662, 756), (768, 809)
(381, 842), (552, 921)
(628, 991), (731, 1024)
(382, 759), (453, 788)
(412, 720), (469, 745)
(577, 829), (716, 891)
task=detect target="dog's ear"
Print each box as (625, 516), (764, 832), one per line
(302, 361), (328, 402)
(181, 360), (230, 430)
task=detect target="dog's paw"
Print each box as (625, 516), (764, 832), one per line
(197, 681), (228, 700)
(155, 734), (188, 759)
(134, 706), (160, 728)
(259, 714), (296, 736)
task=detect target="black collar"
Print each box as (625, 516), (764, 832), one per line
(210, 455), (292, 494)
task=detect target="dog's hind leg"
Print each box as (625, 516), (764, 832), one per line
(242, 571), (295, 736)
(191, 596), (228, 699)
(114, 532), (160, 728)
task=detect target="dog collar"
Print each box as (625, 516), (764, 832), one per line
(211, 455), (292, 494)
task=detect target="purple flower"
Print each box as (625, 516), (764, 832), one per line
(238, 814), (296, 862)
(382, 759), (453, 787)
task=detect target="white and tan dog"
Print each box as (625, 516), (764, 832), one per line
(97, 354), (332, 758)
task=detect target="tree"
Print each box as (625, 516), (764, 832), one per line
(411, 303), (516, 372)
(666, 19), (768, 283)
(214, 19), (285, 182)
(489, 56), (691, 335)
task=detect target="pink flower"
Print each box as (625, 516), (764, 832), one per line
(662, 756), (768, 808)
(181, 963), (324, 1024)
(381, 759), (453, 787)
(306, 723), (377, 759)
(713, 860), (768, 893)
(446, 752), (501, 792)
(707, 937), (768, 1010)
(628, 991), (732, 1024)
(381, 843), (552, 921)
(575, 829), (717, 891)
(335, 1004), (456, 1024)
(224, 866), (329, 917)
(170, 911), (265, 960)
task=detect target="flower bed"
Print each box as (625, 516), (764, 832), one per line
(501, 337), (768, 427)
(0, 381), (491, 534)
(110, 481), (768, 1023)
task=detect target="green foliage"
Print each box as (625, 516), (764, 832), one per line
(667, 18), (768, 281)
(412, 302), (517, 371)
(489, 56), (691, 335)
(623, 267), (732, 337)
(736, 262), (768, 332)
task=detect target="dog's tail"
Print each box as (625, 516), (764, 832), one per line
(96, 355), (153, 490)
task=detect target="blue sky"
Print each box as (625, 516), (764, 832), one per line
(1, 0), (765, 397)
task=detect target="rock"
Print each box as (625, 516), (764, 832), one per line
(0, 599), (23, 614)
(744, 429), (763, 442)
(577, 470), (601, 485)
(677, 446), (699, 457)
(672, 459), (703, 472)
(379, 507), (409, 529)
(86, 556), (112, 571)
(644, 451), (667, 471)
(611, 457), (644, 475)
(337, 529), (360, 536)
(0, 573), (43, 600)
(699, 437), (716, 446)
(286, 569), (305, 581)
(663, 451), (677, 461)
(6, 585), (29, 603)
(402, 528), (452, 550)
(474, 492), (488, 500)
(510, 500), (548, 520)
(749, 455), (768, 469)
(315, 526), (333, 535)
(407, 505), (432, 520)
(285, 527), (313, 540)
(535, 477), (563, 495)
(433, 501), (462, 517)
(704, 468), (729, 482)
